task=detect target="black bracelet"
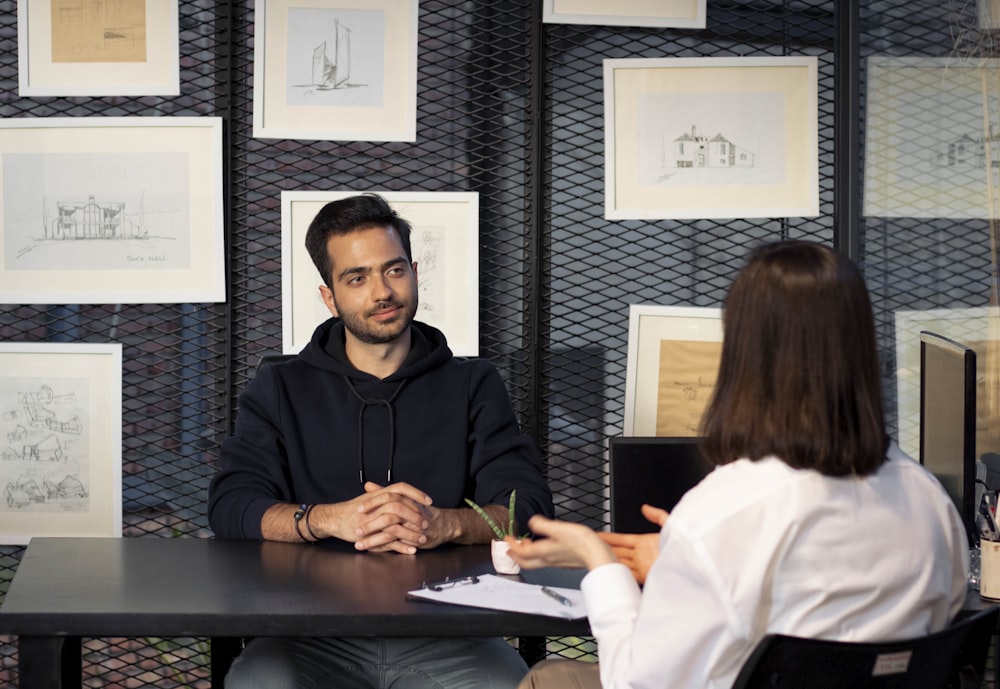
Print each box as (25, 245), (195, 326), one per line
(293, 503), (308, 542)
(304, 504), (320, 541)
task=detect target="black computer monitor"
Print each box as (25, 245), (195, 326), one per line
(608, 437), (713, 533)
(919, 331), (977, 541)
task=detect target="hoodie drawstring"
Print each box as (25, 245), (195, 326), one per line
(345, 377), (407, 486)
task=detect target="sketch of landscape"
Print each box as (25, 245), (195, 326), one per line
(636, 91), (785, 186)
(285, 7), (385, 107)
(3, 151), (191, 270)
(51, 0), (147, 63)
(0, 377), (90, 514)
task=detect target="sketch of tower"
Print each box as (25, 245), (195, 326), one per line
(311, 20), (352, 90)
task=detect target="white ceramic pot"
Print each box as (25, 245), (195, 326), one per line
(490, 539), (521, 575)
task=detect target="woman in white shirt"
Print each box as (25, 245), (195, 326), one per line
(508, 240), (969, 689)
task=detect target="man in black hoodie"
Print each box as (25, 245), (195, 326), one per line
(208, 193), (553, 689)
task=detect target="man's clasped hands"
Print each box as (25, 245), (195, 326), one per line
(348, 481), (668, 584)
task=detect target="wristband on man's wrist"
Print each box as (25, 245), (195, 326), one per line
(304, 504), (320, 541)
(293, 503), (309, 542)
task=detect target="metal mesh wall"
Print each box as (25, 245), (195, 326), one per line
(0, 0), (981, 686)
(860, 1), (1000, 464)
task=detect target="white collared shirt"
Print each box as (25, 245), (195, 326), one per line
(583, 445), (969, 689)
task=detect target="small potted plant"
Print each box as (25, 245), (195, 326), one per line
(465, 490), (523, 574)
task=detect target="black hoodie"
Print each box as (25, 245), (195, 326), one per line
(208, 317), (553, 540)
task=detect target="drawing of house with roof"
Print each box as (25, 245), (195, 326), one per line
(672, 126), (756, 169)
(24, 434), (64, 463)
(4, 475), (45, 508)
(46, 194), (147, 240)
(44, 474), (86, 500)
(936, 129), (1000, 169)
(6, 424), (27, 445)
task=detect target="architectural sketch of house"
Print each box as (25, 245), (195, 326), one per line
(935, 129), (1000, 170)
(45, 194), (147, 240)
(670, 126), (756, 169)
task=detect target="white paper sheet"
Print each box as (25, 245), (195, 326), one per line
(406, 574), (587, 620)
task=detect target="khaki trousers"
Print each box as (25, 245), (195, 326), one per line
(516, 660), (601, 689)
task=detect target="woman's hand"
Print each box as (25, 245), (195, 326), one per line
(505, 515), (617, 571)
(596, 504), (668, 584)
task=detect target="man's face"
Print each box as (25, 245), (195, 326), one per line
(319, 225), (418, 345)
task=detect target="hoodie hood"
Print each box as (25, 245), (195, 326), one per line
(298, 316), (454, 382)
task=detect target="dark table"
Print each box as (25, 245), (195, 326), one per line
(0, 537), (590, 689)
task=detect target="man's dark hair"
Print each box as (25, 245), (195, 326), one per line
(699, 240), (888, 477)
(305, 193), (414, 288)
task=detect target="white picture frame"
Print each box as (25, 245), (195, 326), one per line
(623, 304), (723, 436)
(542, 0), (706, 29)
(864, 56), (1000, 219)
(893, 307), (998, 458)
(604, 56), (819, 220)
(253, 0), (418, 142)
(0, 117), (226, 305)
(18, 0), (180, 97)
(0, 342), (122, 545)
(281, 190), (480, 356)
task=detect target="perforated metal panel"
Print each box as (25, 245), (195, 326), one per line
(1, 0), (986, 686)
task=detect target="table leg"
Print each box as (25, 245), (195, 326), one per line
(518, 636), (547, 666)
(18, 635), (81, 689)
(211, 636), (243, 687)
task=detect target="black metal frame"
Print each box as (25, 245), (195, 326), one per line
(0, 1), (991, 685)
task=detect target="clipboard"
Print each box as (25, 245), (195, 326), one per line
(406, 574), (587, 620)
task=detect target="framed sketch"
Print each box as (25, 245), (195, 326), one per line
(0, 117), (225, 304)
(604, 56), (819, 220)
(980, 0), (1000, 30)
(864, 57), (1000, 219)
(281, 190), (480, 355)
(18, 0), (180, 97)
(623, 304), (723, 436)
(0, 342), (122, 545)
(894, 307), (997, 458)
(253, 0), (418, 141)
(542, 0), (706, 28)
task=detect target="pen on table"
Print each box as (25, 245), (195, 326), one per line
(541, 585), (573, 607)
(980, 493), (1000, 542)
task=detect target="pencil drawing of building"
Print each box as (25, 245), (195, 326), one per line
(671, 125), (756, 169)
(45, 195), (146, 240)
(311, 20), (352, 90)
(937, 129), (1000, 169)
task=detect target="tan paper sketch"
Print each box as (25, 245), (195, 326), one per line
(51, 0), (147, 63)
(655, 339), (722, 436)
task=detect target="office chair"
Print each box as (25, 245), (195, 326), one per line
(730, 607), (998, 689)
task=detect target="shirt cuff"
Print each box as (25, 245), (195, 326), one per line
(581, 562), (642, 620)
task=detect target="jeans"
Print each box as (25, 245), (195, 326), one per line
(225, 636), (528, 689)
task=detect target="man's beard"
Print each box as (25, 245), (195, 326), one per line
(338, 298), (419, 345)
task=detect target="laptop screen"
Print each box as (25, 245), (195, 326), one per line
(609, 437), (713, 533)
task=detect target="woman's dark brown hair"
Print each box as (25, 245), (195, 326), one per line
(699, 240), (888, 476)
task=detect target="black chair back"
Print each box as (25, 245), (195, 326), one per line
(731, 607), (998, 689)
